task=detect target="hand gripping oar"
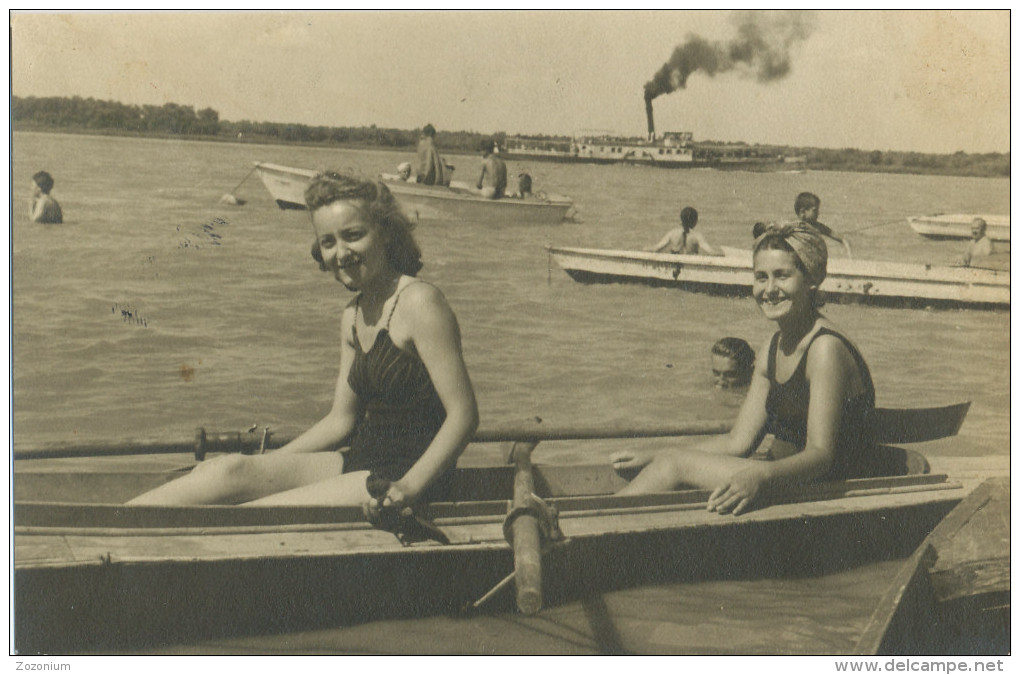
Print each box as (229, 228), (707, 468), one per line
(364, 474), (450, 546)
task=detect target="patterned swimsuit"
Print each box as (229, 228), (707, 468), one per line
(342, 281), (450, 498)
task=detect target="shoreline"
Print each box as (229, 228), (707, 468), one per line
(13, 126), (1009, 180)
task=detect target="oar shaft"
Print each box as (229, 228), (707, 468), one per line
(226, 165), (259, 194)
(12, 420), (734, 460)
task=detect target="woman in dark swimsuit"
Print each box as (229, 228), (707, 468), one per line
(617, 223), (876, 515)
(130, 172), (479, 512)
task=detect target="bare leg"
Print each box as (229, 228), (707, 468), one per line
(245, 470), (372, 506)
(126, 451), (344, 505)
(617, 449), (759, 495)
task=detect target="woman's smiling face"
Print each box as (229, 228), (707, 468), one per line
(311, 201), (390, 291)
(752, 248), (813, 322)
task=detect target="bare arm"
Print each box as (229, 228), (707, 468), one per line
(390, 284), (479, 501)
(477, 161), (488, 190)
(813, 221), (853, 257)
(273, 305), (363, 455)
(646, 228), (681, 253)
(693, 232), (724, 257)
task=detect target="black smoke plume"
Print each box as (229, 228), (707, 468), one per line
(644, 10), (817, 105)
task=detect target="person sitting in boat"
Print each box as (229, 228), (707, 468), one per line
(711, 337), (755, 391)
(128, 171), (479, 513)
(396, 161), (414, 182)
(795, 192), (852, 258)
(509, 172), (533, 199)
(956, 217), (995, 267)
(30, 170), (63, 224)
(646, 207), (723, 256)
(476, 139), (507, 200)
(615, 223), (881, 515)
(416, 123), (446, 187)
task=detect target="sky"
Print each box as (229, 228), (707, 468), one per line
(9, 10), (1011, 154)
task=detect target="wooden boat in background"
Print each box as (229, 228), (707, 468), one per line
(253, 162), (574, 226)
(908, 214), (1010, 242)
(548, 246), (1010, 309)
(14, 403), (999, 655)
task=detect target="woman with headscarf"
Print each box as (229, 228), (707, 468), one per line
(616, 223), (877, 515)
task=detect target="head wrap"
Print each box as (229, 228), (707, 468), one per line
(753, 222), (828, 287)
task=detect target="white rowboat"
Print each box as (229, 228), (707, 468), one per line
(548, 246), (1009, 309)
(254, 162), (574, 226)
(907, 214), (1010, 242)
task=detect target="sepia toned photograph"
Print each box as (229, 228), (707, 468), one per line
(10, 9), (1010, 662)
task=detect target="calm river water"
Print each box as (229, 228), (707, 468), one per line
(13, 131), (1009, 461)
(11, 131), (1010, 656)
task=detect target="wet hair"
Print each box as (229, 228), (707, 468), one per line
(794, 192), (821, 216)
(752, 221), (767, 239)
(711, 337), (755, 383)
(32, 171), (54, 194)
(304, 171), (423, 276)
(517, 173), (532, 194)
(481, 139), (496, 154)
(422, 123), (436, 137)
(680, 206), (698, 231)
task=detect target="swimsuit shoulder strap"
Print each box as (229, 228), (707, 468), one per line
(385, 279), (426, 330)
(766, 331), (781, 379)
(352, 294), (362, 346)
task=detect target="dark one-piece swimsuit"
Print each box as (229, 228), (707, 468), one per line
(341, 281), (451, 501)
(764, 326), (879, 480)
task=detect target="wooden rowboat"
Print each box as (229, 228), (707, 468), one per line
(854, 475), (1009, 655)
(13, 404), (984, 654)
(253, 162), (575, 226)
(908, 214), (1010, 242)
(548, 246), (1010, 309)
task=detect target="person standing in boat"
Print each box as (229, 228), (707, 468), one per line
(29, 170), (63, 223)
(616, 224), (879, 515)
(956, 217), (995, 267)
(416, 123), (446, 186)
(794, 192), (852, 258)
(475, 139), (507, 199)
(129, 171), (479, 513)
(646, 206), (723, 256)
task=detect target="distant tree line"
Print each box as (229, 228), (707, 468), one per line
(12, 96), (1008, 178)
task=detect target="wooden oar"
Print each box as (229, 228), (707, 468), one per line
(10, 402), (970, 460)
(506, 440), (543, 614)
(219, 164), (258, 205)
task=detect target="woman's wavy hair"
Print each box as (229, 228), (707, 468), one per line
(305, 171), (423, 276)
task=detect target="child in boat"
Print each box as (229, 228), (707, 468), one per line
(617, 223), (879, 515)
(509, 173), (533, 198)
(476, 139), (507, 200)
(794, 192), (852, 257)
(30, 170), (63, 223)
(956, 217), (995, 267)
(646, 207), (723, 256)
(129, 171), (479, 514)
